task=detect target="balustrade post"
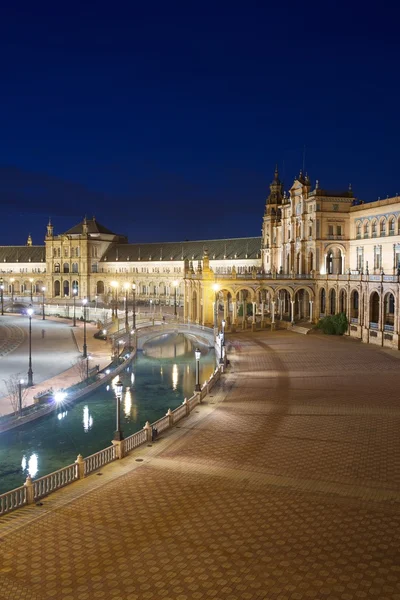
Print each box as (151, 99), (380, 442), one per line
(143, 421), (153, 442)
(183, 397), (190, 416)
(24, 475), (34, 505)
(75, 454), (85, 479)
(112, 439), (125, 459)
(166, 408), (173, 428)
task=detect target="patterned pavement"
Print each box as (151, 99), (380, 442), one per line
(0, 329), (400, 599)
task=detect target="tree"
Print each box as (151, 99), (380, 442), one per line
(3, 374), (28, 416)
(71, 357), (88, 382)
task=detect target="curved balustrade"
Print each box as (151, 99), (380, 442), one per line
(84, 445), (117, 476)
(33, 463), (79, 500)
(124, 429), (147, 452)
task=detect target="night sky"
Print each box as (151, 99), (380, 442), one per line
(1, 2), (399, 246)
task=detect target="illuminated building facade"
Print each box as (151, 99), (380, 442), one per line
(1, 168), (400, 348)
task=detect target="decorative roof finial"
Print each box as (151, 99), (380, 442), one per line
(27, 234), (32, 246)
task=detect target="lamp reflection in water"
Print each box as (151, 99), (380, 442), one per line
(83, 405), (93, 432)
(124, 387), (132, 417)
(21, 453), (39, 478)
(172, 364), (178, 391)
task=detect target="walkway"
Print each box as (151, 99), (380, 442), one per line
(1, 330), (400, 599)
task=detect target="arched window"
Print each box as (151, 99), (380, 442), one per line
(380, 219), (386, 237)
(320, 288), (326, 314)
(351, 290), (359, 320)
(363, 221), (369, 238)
(54, 280), (61, 296)
(326, 251), (333, 274)
(329, 289), (336, 315)
(72, 263), (78, 273)
(54, 263), (60, 273)
(72, 280), (79, 295)
(63, 263), (70, 273)
(370, 292), (379, 324)
(339, 289), (346, 313)
(371, 220), (377, 237)
(96, 281), (105, 294)
(356, 222), (361, 238)
(63, 281), (70, 296)
(384, 293), (395, 327)
(389, 217), (395, 235)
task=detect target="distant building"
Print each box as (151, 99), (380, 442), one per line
(1, 169), (399, 349)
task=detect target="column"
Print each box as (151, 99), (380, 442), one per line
(261, 301), (264, 323)
(224, 299), (228, 321)
(290, 300), (295, 324)
(252, 302), (256, 324)
(279, 297), (283, 320)
(233, 300), (237, 325)
(271, 301), (275, 324)
(197, 288), (201, 325)
(309, 300), (313, 322)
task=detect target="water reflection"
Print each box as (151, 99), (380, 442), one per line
(57, 411), (68, 421)
(21, 453), (39, 478)
(172, 364), (178, 390)
(83, 405), (93, 432)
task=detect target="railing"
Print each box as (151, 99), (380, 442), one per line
(33, 463), (79, 500)
(0, 363), (224, 516)
(369, 322), (379, 330)
(84, 445), (117, 476)
(0, 486), (27, 516)
(172, 403), (188, 424)
(151, 414), (170, 435)
(125, 429), (147, 452)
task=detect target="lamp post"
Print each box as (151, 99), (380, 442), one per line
(132, 283), (136, 329)
(72, 287), (77, 326)
(114, 379), (124, 441)
(0, 280), (4, 316)
(111, 281), (118, 318)
(212, 283), (219, 331)
(82, 298), (88, 359)
(41, 286), (46, 320)
(173, 280), (178, 316)
(30, 278), (34, 301)
(194, 347), (201, 391)
(18, 379), (24, 417)
(27, 306), (34, 386)
(124, 283), (130, 332)
(221, 318), (226, 366)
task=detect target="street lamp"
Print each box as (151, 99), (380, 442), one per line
(124, 282), (130, 331)
(111, 281), (118, 318)
(27, 306), (34, 386)
(212, 283), (219, 330)
(18, 379), (24, 417)
(173, 280), (178, 316)
(221, 319), (226, 345)
(82, 298), (88, 359)
(29, 278), (34, 301)
(114, 379), (124, 441)
(41, 286), (46, 320)
(72, 286), (77, 326)
(194, 347), (201, 391)
(132, 283), (136, 329)
(0, 280), (4, 316)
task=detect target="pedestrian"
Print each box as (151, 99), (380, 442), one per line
(41, 329), (45, 338)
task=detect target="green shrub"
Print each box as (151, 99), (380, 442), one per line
(316, 312), (348, 335)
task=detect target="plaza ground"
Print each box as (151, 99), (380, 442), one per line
(0, 329), (399, 599)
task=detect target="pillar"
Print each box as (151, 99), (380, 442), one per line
(252, 302), (256, 324)
(224, 299), (228, 321)
(290, 300), (295, 324)
(233, 300), (237, 325)
(261, 301), (264, 322)
(271, 301), (275, 324)
(309, 300), (313, 322)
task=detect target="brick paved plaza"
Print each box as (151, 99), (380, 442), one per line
(0, 329), (399, 600)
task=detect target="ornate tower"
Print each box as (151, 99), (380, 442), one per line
(262, 166), (284, 272)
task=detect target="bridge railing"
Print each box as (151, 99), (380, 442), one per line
(0, 363), (224, 517)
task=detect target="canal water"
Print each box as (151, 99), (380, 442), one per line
(0, 333), (215, 495)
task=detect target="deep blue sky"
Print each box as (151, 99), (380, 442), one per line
(1, 1), (400, 245)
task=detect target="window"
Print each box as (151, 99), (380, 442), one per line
(72, 262), (79, 273)
(64, 247), (68, 258)
(328, 225), (333, 236)
(356, 222), (361, 239)
(363, 221), (369, 238)
(372, 220), (377, 237)
(380, 220), (386, 236)
(389, 218), (395, 235)
(337, 225), (342, 236)
(54, 263), (60, 273)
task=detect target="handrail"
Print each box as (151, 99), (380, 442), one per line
(124, 429), (147, 452)
(33, 463), (79, 500)
(0, 485), (27, 516)
(84, 445), (117, 476)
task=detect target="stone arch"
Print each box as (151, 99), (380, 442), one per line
(350, 289), (359, 321)
(339, 288), (347, 314)
(320, 288), (326, 315)
(329, 288), (336, 315)
(384, 291), (395, 327)
(325, 244), (346, 275)
(54, 280), (61, 297)
(379, 217), (386, 237)
(369, 291), (380, 324)
(294, 287), (312, 321)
